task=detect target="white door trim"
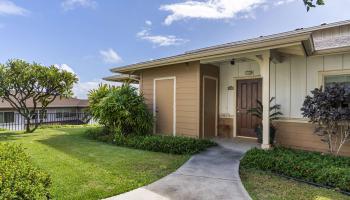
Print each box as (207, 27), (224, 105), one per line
(202, 75), (218, 138)
(153, 77), (176, 136)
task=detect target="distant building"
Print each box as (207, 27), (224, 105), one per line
(0, 97), (89, 130)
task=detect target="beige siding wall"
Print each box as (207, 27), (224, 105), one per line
(276, 121), (350, 156)
(140, 61), (200, 138)
(270, 53), (350, 118)
(218, 118), (233, 138)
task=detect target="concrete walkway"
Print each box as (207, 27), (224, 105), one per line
(105, 139), (258, 200)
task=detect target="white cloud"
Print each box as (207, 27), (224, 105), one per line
(145, 20), (152, 26)
(54, 63), (76, 74)
(99, 48), (122, 64)
(137, 28), (188, 47)
(52, 63), (121, 99)
(273, 0), (296, 6)
(160, 0), (265, 25)
(0, 0), (29, 16)
(61, 0), (97, 11)
(73, 79), (121, 99)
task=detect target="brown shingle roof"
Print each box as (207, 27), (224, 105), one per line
(0, 97), (89, 109)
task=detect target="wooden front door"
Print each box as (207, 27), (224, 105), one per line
(236, 78), (262, 138)
(155, 78), (175, 135)
(203, 77), (217, 138)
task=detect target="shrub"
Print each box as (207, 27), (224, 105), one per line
(301, 84), (350, 155)
(88, 84), (153, 136)
(85, 128), (216, 154)
(0, 143), (51, 199)
(247, 97), (283, 144)
(240, 147), (350, 192)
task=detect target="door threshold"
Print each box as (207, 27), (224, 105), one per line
(236, 136), (257, 140)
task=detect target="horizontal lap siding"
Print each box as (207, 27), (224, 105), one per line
(276, 121), (350, 156)
(218, 118), (233, 138)
(140, 61), (200, 138)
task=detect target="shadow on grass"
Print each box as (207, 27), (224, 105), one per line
(0, 131), (32, 141)
(35, 130), (189, 178)
(36, 130), (174, 167)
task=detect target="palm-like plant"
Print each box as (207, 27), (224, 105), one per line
(248, 97), (283, 144)
(248, 97), (283, 122)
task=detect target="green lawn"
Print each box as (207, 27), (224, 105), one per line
(0, 127), (190, 200)
(240, 169), (350, 200)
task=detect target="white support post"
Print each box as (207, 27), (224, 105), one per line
(258, 51), (271, 149)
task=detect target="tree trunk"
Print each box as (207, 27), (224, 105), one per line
(25, 117), (32, 133)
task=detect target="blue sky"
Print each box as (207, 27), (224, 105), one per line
(1, 0), (350, 98)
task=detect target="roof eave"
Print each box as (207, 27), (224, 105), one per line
(112, 33), (312, 73)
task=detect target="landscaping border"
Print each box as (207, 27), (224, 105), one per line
(240, 169), (350, 196)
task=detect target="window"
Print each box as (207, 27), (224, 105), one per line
(56, 110), (63, 118)
(70, 108), (77, 117)
(39, 110), (47, 119)
(0, 112), (14, 123)
(63, 109), (70, 118)
(324, 74), (350, 87)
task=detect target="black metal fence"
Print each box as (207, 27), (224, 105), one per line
(0, 112), (95, 131)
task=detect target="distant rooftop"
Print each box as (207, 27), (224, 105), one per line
(0, 97), (89, 109)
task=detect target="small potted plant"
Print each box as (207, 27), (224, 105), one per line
(248, 97), (283, 144)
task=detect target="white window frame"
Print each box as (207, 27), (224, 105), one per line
(318, 70), (350, 87)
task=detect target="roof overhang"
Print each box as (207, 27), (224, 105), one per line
(111, 33), (313, 74)
(313, 46), (350, 56)
(103, 74), (140, 83)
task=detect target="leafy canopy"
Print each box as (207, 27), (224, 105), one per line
(0, 59), (78, 132)
(303, 0), (325, 11)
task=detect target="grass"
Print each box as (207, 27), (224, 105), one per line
(0, 127), (190, 200)
(240, 169), (350, 200)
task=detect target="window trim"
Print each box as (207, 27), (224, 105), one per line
(318, 70), (350, 87)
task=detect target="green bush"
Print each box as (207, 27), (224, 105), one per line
(86, 128), (216, 154)
(240, 147), (350, 192)
(88, 84), (153, 136)
(0, 143), (51, 199)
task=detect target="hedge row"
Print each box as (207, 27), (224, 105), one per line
(0, 143), (51, 199)
(240, 147), (350, 192)
(86, 127), (217, 155)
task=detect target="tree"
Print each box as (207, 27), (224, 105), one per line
(303, 0), (325, 11)
(301, 84), (350, 155)
(0, 59), (78, 133)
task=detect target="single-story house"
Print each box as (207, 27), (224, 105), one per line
(105, 20), (350, 156)
(0, 97), (89, 130)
